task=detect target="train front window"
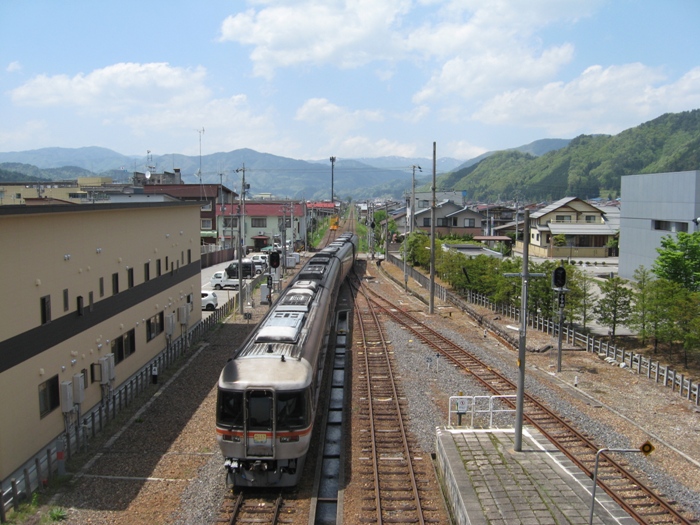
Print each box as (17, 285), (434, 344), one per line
(217, 390), (244, 428)
(247, 390), (273, 430)
(276, 390), (308, 430)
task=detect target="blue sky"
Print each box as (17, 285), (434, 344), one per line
(2, 0), (700, 162)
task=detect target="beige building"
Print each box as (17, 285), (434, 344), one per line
(0, 201), (203, 482)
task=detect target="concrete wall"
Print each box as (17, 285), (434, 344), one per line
(619, 171), (700, 280)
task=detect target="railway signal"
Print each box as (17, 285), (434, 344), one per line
(269, 252), (280, 268)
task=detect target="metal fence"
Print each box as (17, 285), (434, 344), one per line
(386, 254), (699, 407)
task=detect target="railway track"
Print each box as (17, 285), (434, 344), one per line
(217, 490), (300, 524)
(364, 285), (695, 525)
(351, 275), (445, 524)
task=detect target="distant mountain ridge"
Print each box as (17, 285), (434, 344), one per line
(438, 109), (700, 203)
(0, 141), (570, 201)
(3, 109), (698, 202)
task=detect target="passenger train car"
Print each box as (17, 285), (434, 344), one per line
(216, 233), (358, 487)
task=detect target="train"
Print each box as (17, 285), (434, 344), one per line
(215, 233), (358, 487)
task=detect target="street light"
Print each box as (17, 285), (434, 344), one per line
(330, 156), (336, 209)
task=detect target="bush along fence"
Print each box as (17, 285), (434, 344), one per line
(0, 283), (256, 523)
(386, 254), (699, 407)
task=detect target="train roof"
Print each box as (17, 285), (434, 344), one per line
(220, 356), (311, 390)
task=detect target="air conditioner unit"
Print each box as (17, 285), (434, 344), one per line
(72, 373), (85, 404)
(98, 356), (111, 384)
(107, 353), (116, 381)
(60, 381), (74, 413)
(178, 305), (189, 324)
(165, 312), (175, 336)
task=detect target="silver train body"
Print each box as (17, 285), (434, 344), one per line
(216, 233), (358, 487)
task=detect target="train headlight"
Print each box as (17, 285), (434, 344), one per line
(280, 436), (299, 443)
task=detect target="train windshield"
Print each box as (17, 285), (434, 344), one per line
(276, 390), (309, 430)
(217, 390), (244, 429)
(247, 390), (273, 430)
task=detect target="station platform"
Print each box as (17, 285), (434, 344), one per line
(435, 426), (637, 525)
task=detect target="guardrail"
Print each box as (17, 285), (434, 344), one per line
(448, 395), (517, 428)
(386, 254), (699, 407)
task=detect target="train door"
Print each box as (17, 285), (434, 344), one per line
(245, 389), (275, 458)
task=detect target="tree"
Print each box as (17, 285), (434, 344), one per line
(652, 231), (700, 291)
(628, 266), (655, 345)
(564, 267), (595, 328)
(592, 276), (633, 343)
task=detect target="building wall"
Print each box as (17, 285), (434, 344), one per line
(619, 171), (700, 280)
(0, 202), (202, 480)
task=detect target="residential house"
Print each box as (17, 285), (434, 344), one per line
(524, 197), (617, 259)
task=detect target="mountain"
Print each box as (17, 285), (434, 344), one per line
(0, 147), (463, 201)
(451, 138), (572, 172)
(439, 110), (700, 203)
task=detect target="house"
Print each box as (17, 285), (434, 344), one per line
(413, 200), (462, 235)
(242, 200), (308, 252)
(0, 201), (202, 484)
(142, 183), (237, 249)
(619, 170), (700, 280)
(524, 197), (617, 259)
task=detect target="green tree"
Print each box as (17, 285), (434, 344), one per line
(652, 231), (700, 291)
(592, 276), (633, 343)
(564, 267), (595, 328)
(628, 266), (655, 345)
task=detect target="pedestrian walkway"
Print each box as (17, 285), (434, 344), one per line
(435, 426), (636, 525)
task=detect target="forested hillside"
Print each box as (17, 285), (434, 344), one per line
(441, 109), (700, 202)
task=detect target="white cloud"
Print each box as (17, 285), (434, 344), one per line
(219, 0), (412, 78)
(10, 62), (210, 112)
(6, 61), (22, 73)
(472, 63), (700, 136)
(446, 139), (488, 160)
(296, 97), (383, 134)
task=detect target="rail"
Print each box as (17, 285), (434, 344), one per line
(386, 253), (699, 406)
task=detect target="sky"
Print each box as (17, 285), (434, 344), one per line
(2, 0), (700, 163)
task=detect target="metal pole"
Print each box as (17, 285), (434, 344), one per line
(514, 209), (530, 451)
(557, 294), (565, 372)
(429, 143), (436, 314)
(330, 156), (336, 207)
(404, 193), (409, 291)
(589, 448), (640, 524)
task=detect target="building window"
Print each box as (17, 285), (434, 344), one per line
(99, 277), (104, 298)
(112, 273), (119, 295)
(224, 217), (236, 228)
(144, 261), (150, 282)
(201, 219), (213, 230)
(127, 267), (134, 288)
(112, 329), (136, 364)
(585, 215), (597, 223)
(555, 215), (572, 222)
(464, 218), (475, 228)
(201, 202), (212, 211)
(156, 259), (162, 277)
(187, 249), (192, 264)
(147, 312), (164, 342)
(77, 295), (84, 316)
(40, 295), (51, 325)
(422, 218), (431, 227)
(39, 375), (60, 418)
(251, 217), (267, 228)
(63, 289), (69, 312)
(89, 292), (94, 312)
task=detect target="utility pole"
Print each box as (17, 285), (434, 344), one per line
(503, 209), (545, 451)
(236, 164), (248, 253)
(411, 164), (421, 234)
(429, 143), (436, 314)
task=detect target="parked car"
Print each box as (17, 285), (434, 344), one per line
(201, 290), (218, 311)
(250, 253), (268, 270)
(210, 271), (240, 290)
(225, 259), (255, 278)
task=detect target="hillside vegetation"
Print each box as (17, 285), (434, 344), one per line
(441, 109), (700, 202)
